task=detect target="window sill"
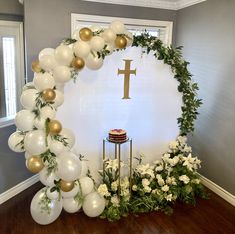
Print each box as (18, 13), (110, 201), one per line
(0, 116), (15, 128)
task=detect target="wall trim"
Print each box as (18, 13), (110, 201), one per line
(198, 174), (235, 206)
(0, 174), (39, 205)
(81, 0), (206, 10)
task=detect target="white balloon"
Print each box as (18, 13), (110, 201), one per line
(90, 36), (105, 51)
(73, 41), (90, 58)
(57, 151), (80, 181)
(39, 48), (55, 60)
(63, 197), (82, 213)
(49, 140), (69, 155)
(52, 90), (64, 108)
(8, 132), (25, 153)
(23, 82), (34, 91)
(124, 30), (134, 47)
(25, 151), (31, 159)
(82, 192), (105, 217)
(39, 54), (58, 72)
(20, 89), (38, 110)
(79, 176), (94, 196)
(46, 187), (59, 200)
(61, 183), (80, 198)
(55, 45), (73, 66)
(15, 110), (35, 131)
(110, 20), (125, 34)
(34, 117), (46, 130)
(90, 25), (102, 32)
(39, 168), (59, 187)
(33, 72), (55, 91)
(60, 128), (75, 148)
(40, 106), (56, 119)
(55, 83), (64, 92)
(85, 53), (103, 70)
(102, 29), (116, 43)
(24, 130), (47, 155)
(30, 188), (62, 225)
(53, 66), (71, 84)
(72, 30), (81, 40)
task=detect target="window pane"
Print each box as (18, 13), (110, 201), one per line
(2, 37), (16, 117)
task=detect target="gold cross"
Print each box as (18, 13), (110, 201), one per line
(118, 59), (136, 99)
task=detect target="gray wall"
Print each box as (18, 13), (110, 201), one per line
(0, 0), (23, 21)
(0, 0), (32, 194)
(176, 0), (235, 195)
(24, 0), (176, 80)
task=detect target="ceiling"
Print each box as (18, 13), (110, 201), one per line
(81, 0), (207, 10)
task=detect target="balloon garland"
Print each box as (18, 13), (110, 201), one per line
(8, 21), (206, 225)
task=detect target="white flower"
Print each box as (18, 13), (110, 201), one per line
(162, 153), (170, 162)
(136, 164), (154, 178)
(169, 141), (179, 150)
(168, 156), (179, 166)
(155, 164), (163, 172)
(165, 194), (173, 201)
(97, 184), (110, 197)
(177, 136), (187, 145)
(105, 159), (125, 171)
(111, 181), (118, 191)
(121, 187), (130, 197)
(111, 195), (120, 207)
(183, 146), (192, 153)
(156, 174), (165, 186)
(179, 175), (190, 184)
(161, 185), (169, 192)
(120, 177), (129, 189)
(192, 179), (200, 184)
(143, 186), (151, 193)
(142, 178), (150, 187)
(132, 185), (138, 191)
(166, 176), (177, 185)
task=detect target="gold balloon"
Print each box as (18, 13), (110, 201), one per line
(72, 57), (85, 70)
(48, 120), (62, 135)
(31, 60), (42, 73)
(115, 36), (127, 49)
(79, 27), (93, 41)
(42, 88), (56, 102)
(59, 180), (75, 192)
(27, 156), (44, 173)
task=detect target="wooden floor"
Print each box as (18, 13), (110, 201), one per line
(0, 183), (234, 234)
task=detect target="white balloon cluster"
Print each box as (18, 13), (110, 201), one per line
(8, 20), (132, 225)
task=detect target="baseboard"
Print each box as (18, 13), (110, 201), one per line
(0, 174), (39, 205)
(198, 173), (235, 206)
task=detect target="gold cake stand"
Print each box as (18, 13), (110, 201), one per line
(102, 137), (133, 197)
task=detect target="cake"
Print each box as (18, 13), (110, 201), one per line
(108, 129), (127, 142)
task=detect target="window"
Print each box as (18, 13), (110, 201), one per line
(0, 21), (25, 128)
(71, 14), (173, 45)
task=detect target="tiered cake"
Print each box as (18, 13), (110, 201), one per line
(108, 129), (127, 142)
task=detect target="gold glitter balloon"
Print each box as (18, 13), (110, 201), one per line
(59, 180), (75, 192)
(72, 57), (85, 70)
(79, 27), (93, 41)
(115, 36), (127, 49)
(48, 120), (62, 135)
(31, 60), (42, 73)
(42, 88), (56, 102)
(26, 156), (44, 173)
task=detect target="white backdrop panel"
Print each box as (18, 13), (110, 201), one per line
(57, 47), (182, 179)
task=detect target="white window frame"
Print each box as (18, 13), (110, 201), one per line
(0, 21), (25, 128)
(71, 14), (173, 46)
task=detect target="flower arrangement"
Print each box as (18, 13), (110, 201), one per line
(97, 136), (207, 221)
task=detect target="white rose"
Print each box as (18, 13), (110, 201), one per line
(111, 195), (120, 207)
(143, 186), (151, 193)
(179, 175), (190, 184)
(161, 185), (169, 192)
(111, 181), (118, 191)
(142, 178), (150, 187)
(155, 165), (163, 172)
(169, 141), (179, 150)
(97, 184), (110, 197)
(132, 185), (138, 191)
(165, 194), (173, 201)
